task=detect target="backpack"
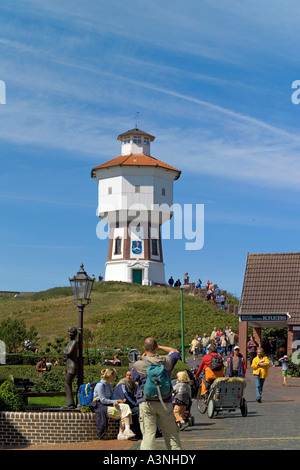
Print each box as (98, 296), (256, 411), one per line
(209, 353), (223, 371)
(78, 382), (97, 406)
(141, 360), (172, 410)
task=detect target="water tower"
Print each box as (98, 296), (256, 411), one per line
(91, 128), (181, 285)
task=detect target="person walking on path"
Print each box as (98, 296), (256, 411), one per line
(201, 333), (211, 355)
(227, 329), (238, 355)
(172, 370), (192, 430)
(131, 337), (182, 451)
(278, 355), (289, 386)
(251, 347), (270, 403)
(247, 336), (259, 365)
(227, 346), (247, 377)
(190, 335), (201, 360)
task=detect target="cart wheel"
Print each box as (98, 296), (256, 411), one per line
(240, 397), (248, 417)
(207, 398), (215, 419)
(188, 416), (195, 426)
(196, 389), (207, 414)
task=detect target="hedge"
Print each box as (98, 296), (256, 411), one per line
(0, 361), (189, 393)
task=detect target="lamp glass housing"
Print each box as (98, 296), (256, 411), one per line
(69, 264), (94, 306)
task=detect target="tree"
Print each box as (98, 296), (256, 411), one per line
(0, 318), (39, 353)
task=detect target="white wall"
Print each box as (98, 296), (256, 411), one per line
(96, 167), (176, 218)
(105, 259), (166, 285)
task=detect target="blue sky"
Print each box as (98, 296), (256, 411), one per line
(1, 0), (300, 297)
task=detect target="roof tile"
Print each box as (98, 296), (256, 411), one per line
(91, 154), (181, 179)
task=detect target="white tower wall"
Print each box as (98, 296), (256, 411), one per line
(92, 128), (180, 286)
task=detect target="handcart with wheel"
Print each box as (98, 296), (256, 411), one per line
(197, 377), (247, 418)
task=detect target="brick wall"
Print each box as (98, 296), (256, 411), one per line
(0, 410), (119, 446)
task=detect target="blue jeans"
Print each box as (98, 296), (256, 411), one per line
(254, 375), (265, 400)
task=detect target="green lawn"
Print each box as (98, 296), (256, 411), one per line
(28, 396), (66, 407)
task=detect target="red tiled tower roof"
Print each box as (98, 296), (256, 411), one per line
(91, 154), (181, 179)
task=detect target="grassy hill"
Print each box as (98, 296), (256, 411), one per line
(0, 282), (239, 351)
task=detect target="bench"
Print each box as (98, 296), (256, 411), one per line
(14, 378), (34, 391)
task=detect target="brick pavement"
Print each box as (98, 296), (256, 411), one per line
(152, 362), (300, 451)
(3, 362), (300, 451)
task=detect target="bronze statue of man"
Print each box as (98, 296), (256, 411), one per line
(63, 326), (78, 409)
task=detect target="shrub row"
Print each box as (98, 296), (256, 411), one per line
(0, 361), (189, 394)
(3, 350), (131, 366)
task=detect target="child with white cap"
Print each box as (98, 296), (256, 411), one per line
(278, 355), (289, 386)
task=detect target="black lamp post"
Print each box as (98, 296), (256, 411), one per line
(69, 264), (94, 390)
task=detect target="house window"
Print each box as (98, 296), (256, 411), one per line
(162, 188), (166, 196)
(151, 239), (158, 256)
(114, 238), (122, 255)
(123, 137), (130, 144)
(144, 137), (150, 145)
(108, 187), (112, 194)
(135, 185), (140, 193)
(133, 136), (142, 144)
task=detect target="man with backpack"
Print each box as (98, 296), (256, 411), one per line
(131, 337), (182, 451)
(196, 344), (224, 398)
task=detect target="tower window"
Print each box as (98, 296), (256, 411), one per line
(133, 136), (142, 144)
(123, 137), (130, 144)
(135, 185), (140, 193)
(151, 239), (158, 256)
(144, 137), (150, 145)
(162, 188), (166, 196)
(108, 187), (112, 194)
(114, 238), (122, 255)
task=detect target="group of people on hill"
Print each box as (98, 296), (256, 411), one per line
(91, 274), (103, 282)
(168, 276), (226, 308)
(205, 281), (225, 306)
(168, 274), (203, 288)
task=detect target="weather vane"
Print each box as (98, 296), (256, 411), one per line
(135, 111), (139, 128)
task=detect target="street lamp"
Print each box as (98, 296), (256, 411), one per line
(180, 284), (190, 363)
(69, 264), (94, 390)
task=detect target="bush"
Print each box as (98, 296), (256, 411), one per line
(0, 379), (26, 411)
(288, 352), (300, 377)
(33, 368), (66, 392)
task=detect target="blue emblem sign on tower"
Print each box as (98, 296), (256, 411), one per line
(132, 241), (142, 255)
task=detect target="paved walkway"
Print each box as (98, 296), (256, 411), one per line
(3, 362), (300, 451)
(152, 360), (300, 451)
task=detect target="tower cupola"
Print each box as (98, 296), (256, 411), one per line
(117, 128), (155, 156)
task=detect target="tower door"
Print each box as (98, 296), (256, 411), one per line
(132, 269), (143, 285)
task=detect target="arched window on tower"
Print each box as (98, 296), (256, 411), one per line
(114, 238), (122, 255)
(151, 239), (158, 256)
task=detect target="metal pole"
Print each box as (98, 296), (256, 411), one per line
(77, 304), (85, 391)
(181, 288), (185, 363)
